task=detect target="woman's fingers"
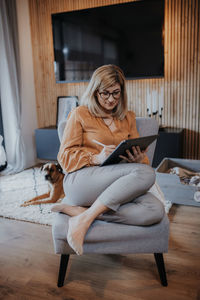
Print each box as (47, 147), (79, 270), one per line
(119, 146), (146, 163)
(104, 145), (115, 153)
(104, 149), (113, 155)
(119, 155), (134, 163)
(135, 146), (141, 154)
(103, 145), (147, 164)
(126, 149), (135, 160)
(100, 145), (116, 159)
(104, 145), (116, 150)
(132, 146), (140, 155)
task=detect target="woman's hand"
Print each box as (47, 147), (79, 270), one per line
(119, 146), (148, 164)
(91, 145), (116, 165)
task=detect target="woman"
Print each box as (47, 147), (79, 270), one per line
(52, 65), (164, 255)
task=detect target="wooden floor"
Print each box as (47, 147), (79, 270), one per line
(0, 204), (200, 300)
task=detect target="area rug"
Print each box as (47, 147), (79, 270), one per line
(0, 167), (56, 226)
(0, 167), (173, 226)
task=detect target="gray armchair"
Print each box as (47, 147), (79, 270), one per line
(52, 117), (169, 287)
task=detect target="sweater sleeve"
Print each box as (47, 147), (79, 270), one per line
(127, 111), (150, 165)
(57, 109), (93, 173)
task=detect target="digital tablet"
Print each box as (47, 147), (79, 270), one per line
(100, 134), (158, 166)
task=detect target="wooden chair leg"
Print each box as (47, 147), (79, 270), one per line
(57, 254), (70, 287)
(154, 253), (168, 286)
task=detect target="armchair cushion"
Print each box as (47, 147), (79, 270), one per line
(52, 212), (169, 255)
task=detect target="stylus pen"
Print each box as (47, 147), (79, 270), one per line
(92, 139), (106, 148)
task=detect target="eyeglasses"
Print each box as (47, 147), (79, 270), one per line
(98, 90), (121, 100)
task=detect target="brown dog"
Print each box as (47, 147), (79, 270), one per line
(21, 163), (65, 207)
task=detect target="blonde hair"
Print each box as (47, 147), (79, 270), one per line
(80, 64), (128, 120)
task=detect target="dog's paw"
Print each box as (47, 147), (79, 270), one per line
(20, 203), (29, 207)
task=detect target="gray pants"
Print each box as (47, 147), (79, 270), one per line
(62, 163), (165, 226)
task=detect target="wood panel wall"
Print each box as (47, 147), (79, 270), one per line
(29, 0), (200, 159)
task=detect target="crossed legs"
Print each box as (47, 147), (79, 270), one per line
(52, 163), (160, 255)
(52, 193), (165, 255)
(52, 200), (109, 255)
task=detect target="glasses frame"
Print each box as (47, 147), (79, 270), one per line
(98, 90), (121, 101)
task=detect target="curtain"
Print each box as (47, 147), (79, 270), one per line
(0, 0), (26, 174)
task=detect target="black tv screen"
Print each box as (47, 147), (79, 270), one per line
(52, 0), (164, 82)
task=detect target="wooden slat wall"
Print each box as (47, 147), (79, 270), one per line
(29, 0), (200, 159)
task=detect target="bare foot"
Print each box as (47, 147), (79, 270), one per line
(51, 204), (87, 216)
(67, 214), (90, 255)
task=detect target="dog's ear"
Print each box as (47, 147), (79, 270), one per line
(56, 163), (63, 173)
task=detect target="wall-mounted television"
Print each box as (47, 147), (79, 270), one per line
(52, 0), (164, 82)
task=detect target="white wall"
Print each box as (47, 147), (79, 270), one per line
(16, 0), (38, 168)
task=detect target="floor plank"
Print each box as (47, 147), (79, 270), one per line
(0, 204), (200, 300)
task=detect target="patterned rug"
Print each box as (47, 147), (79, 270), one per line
(0, 167), (56, 225)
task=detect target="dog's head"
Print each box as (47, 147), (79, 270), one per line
(40, 163), (63, 183)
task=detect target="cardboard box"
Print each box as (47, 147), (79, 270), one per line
(156, 158), (200, 207)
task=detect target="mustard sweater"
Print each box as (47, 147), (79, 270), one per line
(58, 106), (149, 173)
